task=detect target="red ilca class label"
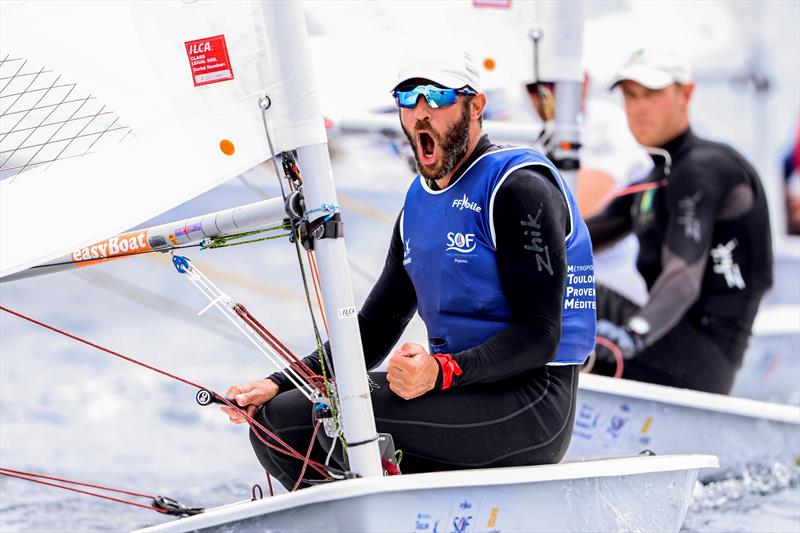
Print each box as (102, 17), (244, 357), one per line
(185, 34), (234, 87)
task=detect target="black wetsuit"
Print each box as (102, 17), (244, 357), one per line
(253, 136), (579, 489)
(588, 128), (773, 393)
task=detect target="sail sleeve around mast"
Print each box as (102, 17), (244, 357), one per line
(0, 1), (326, 279)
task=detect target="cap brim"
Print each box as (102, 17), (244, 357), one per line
(393, 69), (479, 92)
(609, 65), (675, 91)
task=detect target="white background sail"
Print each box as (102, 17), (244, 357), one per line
(0, 0), (327, 278)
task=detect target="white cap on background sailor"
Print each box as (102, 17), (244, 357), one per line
(610, 49), (692, 90)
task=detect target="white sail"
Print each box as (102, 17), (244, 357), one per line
(0, 0), (326, 278)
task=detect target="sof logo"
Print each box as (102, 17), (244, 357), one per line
(446, 232), (477, 253)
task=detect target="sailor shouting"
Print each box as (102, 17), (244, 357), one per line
(223, 50), (595, 489)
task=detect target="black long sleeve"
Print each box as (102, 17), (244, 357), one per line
(586, 192), (634, 252)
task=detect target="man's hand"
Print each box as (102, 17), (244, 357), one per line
(595, 319), (644, 363)
(221, 378), (280, 424)
(386, 342), (439, 400)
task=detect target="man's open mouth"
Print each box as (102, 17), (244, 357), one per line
(417, 131), (437, 165)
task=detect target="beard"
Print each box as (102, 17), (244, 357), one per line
(402, 100), (472, 182)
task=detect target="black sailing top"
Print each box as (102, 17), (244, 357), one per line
(587, 128), (773, 353)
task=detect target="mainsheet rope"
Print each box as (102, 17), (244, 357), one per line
(594, 336), (625, 379)
(0, 468), (170, 513)
(0, 306), (329, 478)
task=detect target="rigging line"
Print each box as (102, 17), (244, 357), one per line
(74, 269), (252, 348)
(0, 96), (97, 118)
(179, 264), (319, 398)
(259, 96), (288, 202)
(0, 125), (129, 154)
(202, 233), (291, 249)
(202, 225), (291, 249)
(291, 236), (335, 386)
(0, 468), (155, 499)
(288, 207), (338, 429)
(2, 80), (78, 171)
(0, 110), (116, 135)
(234, 305), (311, 375)
(235, 304), (324, 388)
(611, 179), (668, 198)
(0, 58), (28, 97)
(0, 306), (209, 391)
(307, 251), (329, 337)
(291, 419), (323, 492)
(216, 396), (326, 473)
(16, 90), (94, 176)
(0, 471), (167, 513)
(256, 101), (340, 446)
(237, 304), (318, 377)
(595, 336), (624, 379)
(0, 305), (328, 472)
(146, 253), (302, 302)
(265, 472), (274, 497)
(0, 82), (77, 98)
(174, 261), (318, 397)
(258, 103), (335, 388)
(0, 66), (52, 144)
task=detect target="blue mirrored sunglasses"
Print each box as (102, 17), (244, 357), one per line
(393, 84), (476, 109)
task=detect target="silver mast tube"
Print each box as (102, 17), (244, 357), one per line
(2, 196), (287, 282)
(265, 2), (382, 478)
(550, 1), (584, 193)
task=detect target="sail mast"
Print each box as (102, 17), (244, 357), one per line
(263, 1), (383, 479)
(547, 1), (584, 192)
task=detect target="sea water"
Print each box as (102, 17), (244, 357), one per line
(2, 162), (799, 532)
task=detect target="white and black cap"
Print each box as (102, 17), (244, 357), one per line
(610, 48), (692, 90)
(394, 49), (481, 92)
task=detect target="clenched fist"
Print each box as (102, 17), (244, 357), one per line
(386, 342), (439, 400)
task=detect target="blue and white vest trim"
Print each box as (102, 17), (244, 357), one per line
(401, 147), (596, 365)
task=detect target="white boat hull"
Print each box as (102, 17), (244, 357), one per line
(136, 455), (716, 533)
(568, 374), (800, 479)
(731, 304), (800, 405)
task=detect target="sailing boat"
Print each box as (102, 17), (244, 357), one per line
(1, 1), (716, 531)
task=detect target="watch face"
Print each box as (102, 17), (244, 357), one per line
(628, 316), (650, 336)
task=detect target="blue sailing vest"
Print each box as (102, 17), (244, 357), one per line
(401, 147), (596, 365)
